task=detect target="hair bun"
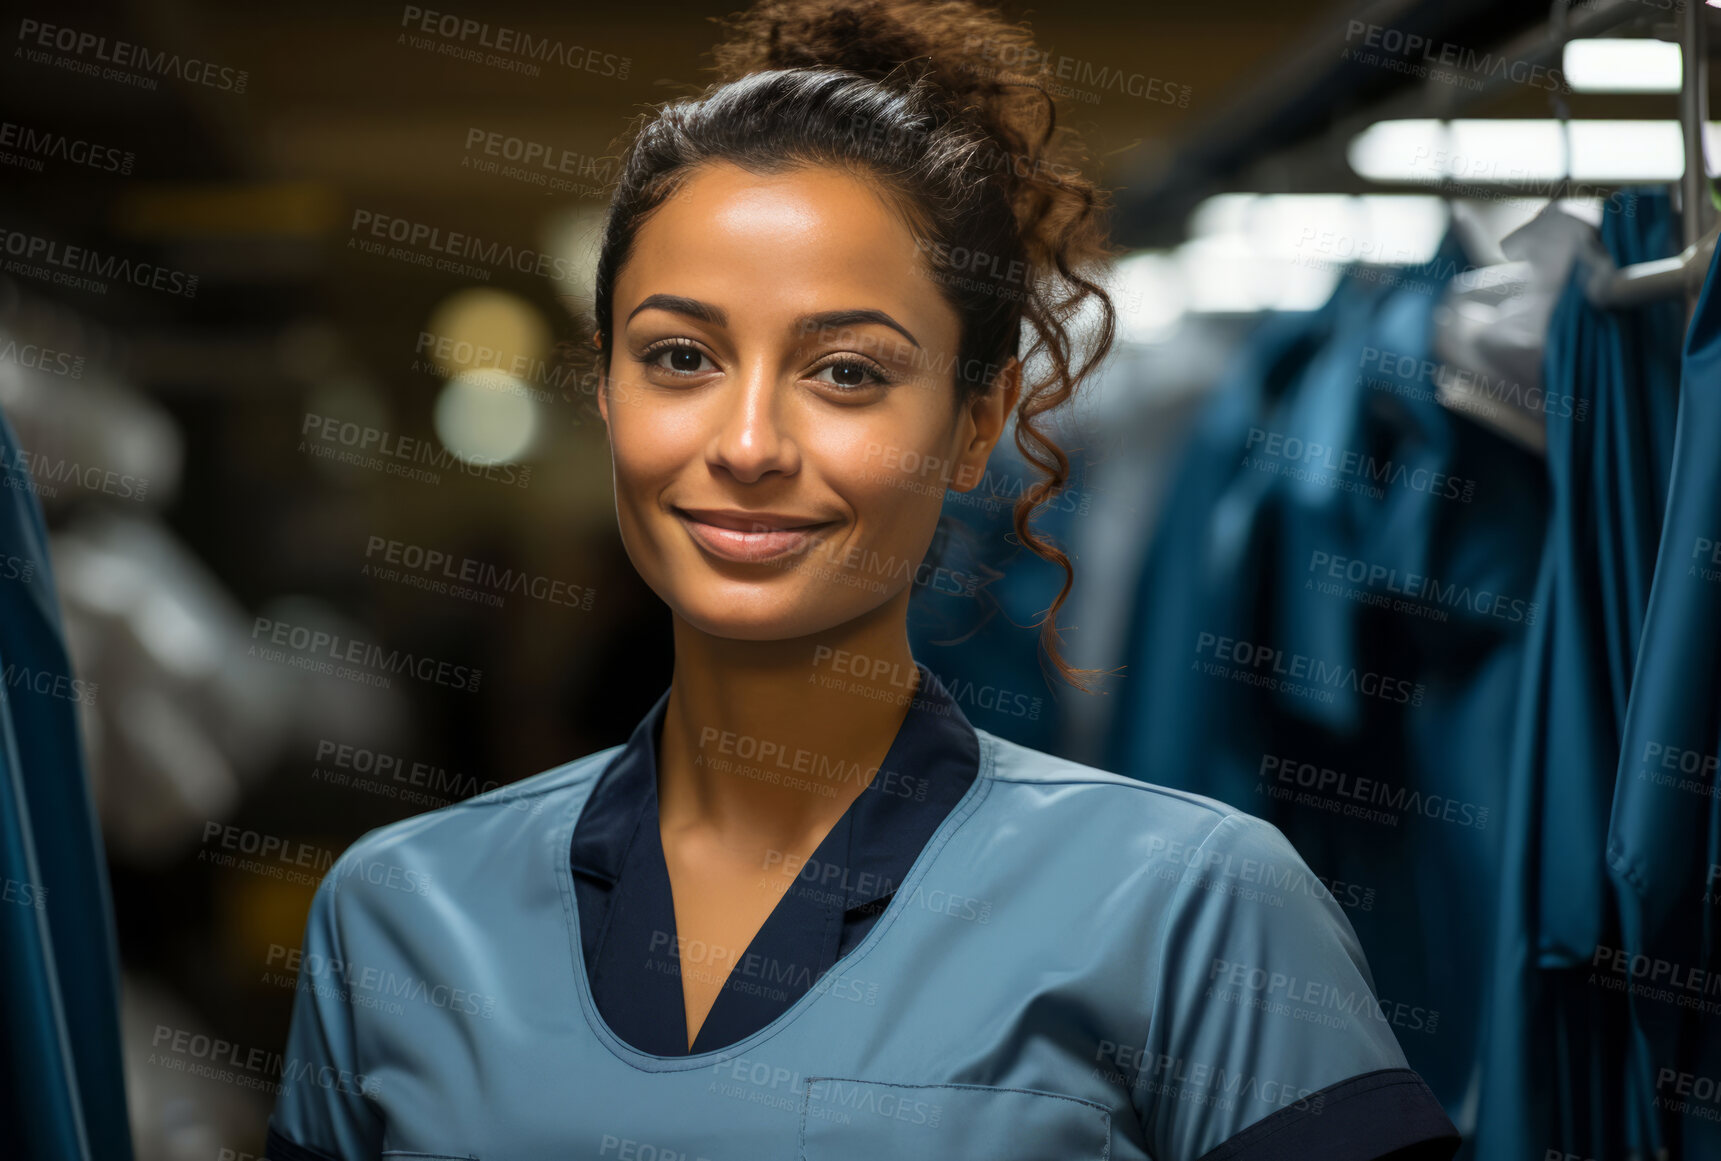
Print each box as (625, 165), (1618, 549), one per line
(708, 0), (1059, 169)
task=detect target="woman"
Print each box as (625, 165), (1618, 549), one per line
(267, 2), (1459, 1158)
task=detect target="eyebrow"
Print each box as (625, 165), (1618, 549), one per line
(626, 294), (726, 327)
(625, 295), (922, 351)
(798, 309), (921, 350)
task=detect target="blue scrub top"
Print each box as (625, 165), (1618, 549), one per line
(571, 663), (979, 1056)
(267, 664), (1459, 1161)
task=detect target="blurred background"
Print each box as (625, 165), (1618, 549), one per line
(2, 0), (1717, 1158)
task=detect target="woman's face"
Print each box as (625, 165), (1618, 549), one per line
(598, 160), (1017, 641)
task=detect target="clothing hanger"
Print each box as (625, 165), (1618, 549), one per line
(1430, 0), (1716, 454)
(1581, 0), (1716, 313)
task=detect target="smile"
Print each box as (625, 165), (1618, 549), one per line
(673, 508), (838, 564)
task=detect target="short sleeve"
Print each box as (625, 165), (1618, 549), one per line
(1136, 813), (1459, 1161)
(266, 859), (383, 1161)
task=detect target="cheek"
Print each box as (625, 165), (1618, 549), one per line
(814, 407), (955, 529)
(606, 390), (698, 495)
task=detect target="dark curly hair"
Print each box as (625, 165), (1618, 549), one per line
(573, 0), (1118, 692)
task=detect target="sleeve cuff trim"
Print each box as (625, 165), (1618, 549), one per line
(265, 1124), (343, 1161)
(1195, 1067), (1460, 1161)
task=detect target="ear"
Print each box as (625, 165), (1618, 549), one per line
(948, 357), (1021, 494)
(593, 334), (610, 427)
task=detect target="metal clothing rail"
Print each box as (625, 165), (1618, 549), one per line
(1389, 0), (1713, 310)
(1114, 0), (1691, 245)
(1582, 0), (1713, 311)
(1585, 223), (1719, 310)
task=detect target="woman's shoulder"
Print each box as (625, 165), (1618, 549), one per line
(973, 729), (1305, 870)
(326, 744), (623, 878)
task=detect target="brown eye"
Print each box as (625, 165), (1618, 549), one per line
(828, 361), (869, 387)
(644, 343), (715, 377)
(809, 356), (892, 391)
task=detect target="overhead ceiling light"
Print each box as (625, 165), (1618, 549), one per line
(1118, 194), (1451, 319)
(433, 369), (539, 465)
(1563, 38), (1681, 93)
(1349, 119), (1719, 183)
(424, 287), (549, 380)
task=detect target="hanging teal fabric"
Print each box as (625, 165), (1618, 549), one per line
(1104, 228), (1551, 1149)
(0, 404), (133, 1161)
(907, 416), (1090, 753)
(1605, 227), (1721, 1159)
(1473, 189), (1685, 1161)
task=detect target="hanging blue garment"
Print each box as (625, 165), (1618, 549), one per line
(1105, 231), (1551, 1149)
(0, 404), (134, 1161)
(907, 417), (1092, 753)
(1473, 189), (1685, 1161)
(1604, 226), (1721, 1160)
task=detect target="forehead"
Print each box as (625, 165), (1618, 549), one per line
(617, 160), (955, 336)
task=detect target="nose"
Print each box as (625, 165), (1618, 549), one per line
(706, 356), (800, 483)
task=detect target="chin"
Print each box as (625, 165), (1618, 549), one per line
(667, 584), (871, 643)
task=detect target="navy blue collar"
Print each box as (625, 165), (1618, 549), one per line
(570, 660), (980, 1055)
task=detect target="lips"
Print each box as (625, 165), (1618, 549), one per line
(674, 507), (837, 564)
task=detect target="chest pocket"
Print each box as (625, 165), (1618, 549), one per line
(799, 1077), (1111, 1160)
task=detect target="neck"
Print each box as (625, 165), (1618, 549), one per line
(656, 590), (922, 852)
